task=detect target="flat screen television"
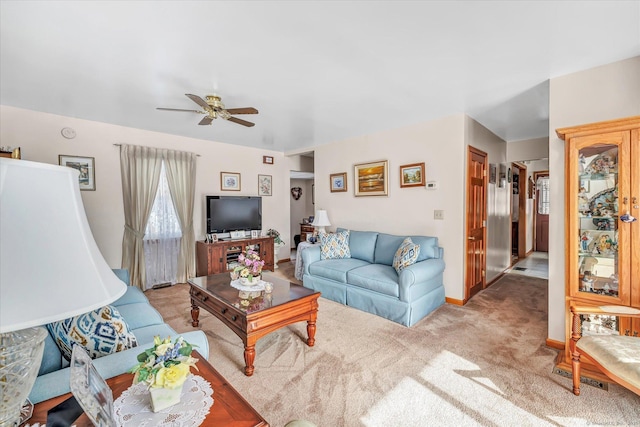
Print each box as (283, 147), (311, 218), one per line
(206, 196), (262, 234)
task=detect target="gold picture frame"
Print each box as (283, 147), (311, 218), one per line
(354, 160), (388, 196)
(399, 162), (425, 188)
(221, 172), (241, 191)
(330, 172), (347, 192)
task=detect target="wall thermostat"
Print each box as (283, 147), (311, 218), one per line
(426, 181), (438, 190)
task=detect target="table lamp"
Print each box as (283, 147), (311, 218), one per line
(311, 209), (331, 234)
(0, 159), (127, 426)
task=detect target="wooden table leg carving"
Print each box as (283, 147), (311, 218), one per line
(191, 302), (200, 327)
(307, 319), (316, 347)
(244, 344), (256, 376)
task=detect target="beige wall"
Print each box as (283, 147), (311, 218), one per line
(507, 136), (548, 162)
(548, 56), (640, 342)
(0, 105), (290, 268)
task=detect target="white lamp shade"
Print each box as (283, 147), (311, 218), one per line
(311, 210), (331, 227)
(0, 159), (126, 333)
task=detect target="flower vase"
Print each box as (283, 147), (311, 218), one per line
(240, 275), (261, 286)
(149, 385), (183, 412)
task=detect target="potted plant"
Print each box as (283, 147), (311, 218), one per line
(267, 229), (286, 268)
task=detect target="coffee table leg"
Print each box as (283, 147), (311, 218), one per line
(244, 345), (255, 376)
(306, 320), (316, 347)
(191, 302), (200, 327)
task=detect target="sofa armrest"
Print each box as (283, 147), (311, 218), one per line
(301, 245), (321, 275)
(398, 258), (445, 302)
(29, 330), (209, 404)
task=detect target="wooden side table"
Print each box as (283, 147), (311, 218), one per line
(30, 351), (268, 426)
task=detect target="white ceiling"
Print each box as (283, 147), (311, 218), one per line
(1, 1), (639, 153)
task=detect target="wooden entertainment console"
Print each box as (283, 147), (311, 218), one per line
(196, 236), (274, 276)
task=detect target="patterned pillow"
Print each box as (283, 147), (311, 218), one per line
(320, 230), (351, 260)
(47, 305), (138, 361)
(393, 237), (421, 273)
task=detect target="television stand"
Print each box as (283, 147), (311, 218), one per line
(196, 236), (274, 276)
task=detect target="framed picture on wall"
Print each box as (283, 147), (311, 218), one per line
(221, 172), (241, 191)
(330, 172), (347, 192)
(399, 162), (425, 188)
(354, 160), (388, 196)
(59, 155), (95, 191)
(489, 164), (497, 184)
(258, 174), (272, 196)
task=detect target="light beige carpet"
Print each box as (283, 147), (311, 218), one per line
(146, 274), (640, 426)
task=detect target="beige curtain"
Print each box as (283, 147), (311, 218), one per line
(120, 145), (163, 290)
(163, 149), (197, 282)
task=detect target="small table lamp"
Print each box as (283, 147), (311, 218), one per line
(0, 159), (127, 426)
(311, 210), (331, 234)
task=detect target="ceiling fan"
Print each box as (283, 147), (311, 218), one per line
(157, 94), (258, 127)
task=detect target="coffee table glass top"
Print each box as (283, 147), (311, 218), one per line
(188, 272), (318, 314)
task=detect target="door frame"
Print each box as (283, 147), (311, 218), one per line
(465, 146), (488, 301)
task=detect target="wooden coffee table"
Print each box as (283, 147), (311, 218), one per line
(188, 272), (320, 376)
(31, 351), (268, 426)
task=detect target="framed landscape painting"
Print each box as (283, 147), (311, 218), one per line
(59, 155), (95, 191)
(399, 163), (425, 188)
(330, 172), (347, 192)
(354, 160), (388, 196)
(221, 172), (241, 191)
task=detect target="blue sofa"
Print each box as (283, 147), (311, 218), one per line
(30, 269), (209, 404)
(302, 229), (445, 326)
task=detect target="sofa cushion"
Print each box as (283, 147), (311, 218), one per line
(409, 235), (439, 260)
(347, 230), (378, 263)
(393, 238), (421, 273)
(309, 258), (369, 283)
(320, 230), (351, 260)
(47, 305), (138, 361)
(38, 332), (63, 376)
(347, 264), (400, 298)
(374, 233), (406, 265)
(112, 285), (149, 307)
(115, 302), (164, 330)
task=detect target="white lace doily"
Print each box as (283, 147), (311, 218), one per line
(113, 375), (213, 427)
(230, 278), (266, 291)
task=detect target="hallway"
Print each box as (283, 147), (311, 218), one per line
(506, 252), (549, 280)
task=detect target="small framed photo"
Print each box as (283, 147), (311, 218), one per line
(354, 160), (388, 196)
(489, 164), (497, 184)
(258, 174), (272, 196)
(221, 172), (241, 191)
(59, 155), (95, 191)
(330, 172), (347, 192)
(263, 155), (274, 165)
(251, 230), (259, 238)
(399, 163), (425, 188)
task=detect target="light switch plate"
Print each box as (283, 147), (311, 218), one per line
(434, 210), (444, 220)
(426, 181), (438, 190)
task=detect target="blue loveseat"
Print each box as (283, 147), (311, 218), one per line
(302, 229), (446, 326)
(30, 269), (209, 404)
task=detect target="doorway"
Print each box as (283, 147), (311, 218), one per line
(465, 146), (487, 300)
(511, 162), (527, 263)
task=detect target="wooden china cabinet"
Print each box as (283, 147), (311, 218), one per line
(556, 116), (640, 381)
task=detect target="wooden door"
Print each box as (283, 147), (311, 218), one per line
(534, 171), (549, 252)
(465, 147), (487, 300)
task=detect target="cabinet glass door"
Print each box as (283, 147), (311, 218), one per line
(577, 144), (620, 298)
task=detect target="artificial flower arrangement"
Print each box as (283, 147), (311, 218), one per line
(233, 248), (265, 282)
(130, 336), (198, 390)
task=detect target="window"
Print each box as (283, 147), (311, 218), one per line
(144, 163), (182, 289)
(537, 176), (550, 215)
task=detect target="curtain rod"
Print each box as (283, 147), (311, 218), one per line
(113, 143), (200, 157)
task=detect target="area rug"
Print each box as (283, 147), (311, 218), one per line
(147, 274), (640, 426)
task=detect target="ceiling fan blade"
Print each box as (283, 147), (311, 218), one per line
(225, 107), (259, 115)
(227, 116), (255, 127)
(198, 116), (214, 126)
(157, 107), (202, 113)
(185, 94), (211, 110)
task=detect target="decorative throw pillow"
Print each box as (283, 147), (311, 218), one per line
(320, 230), (351, 260)
(393, 237), (421, 273)
(47, 305), (138, 361)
